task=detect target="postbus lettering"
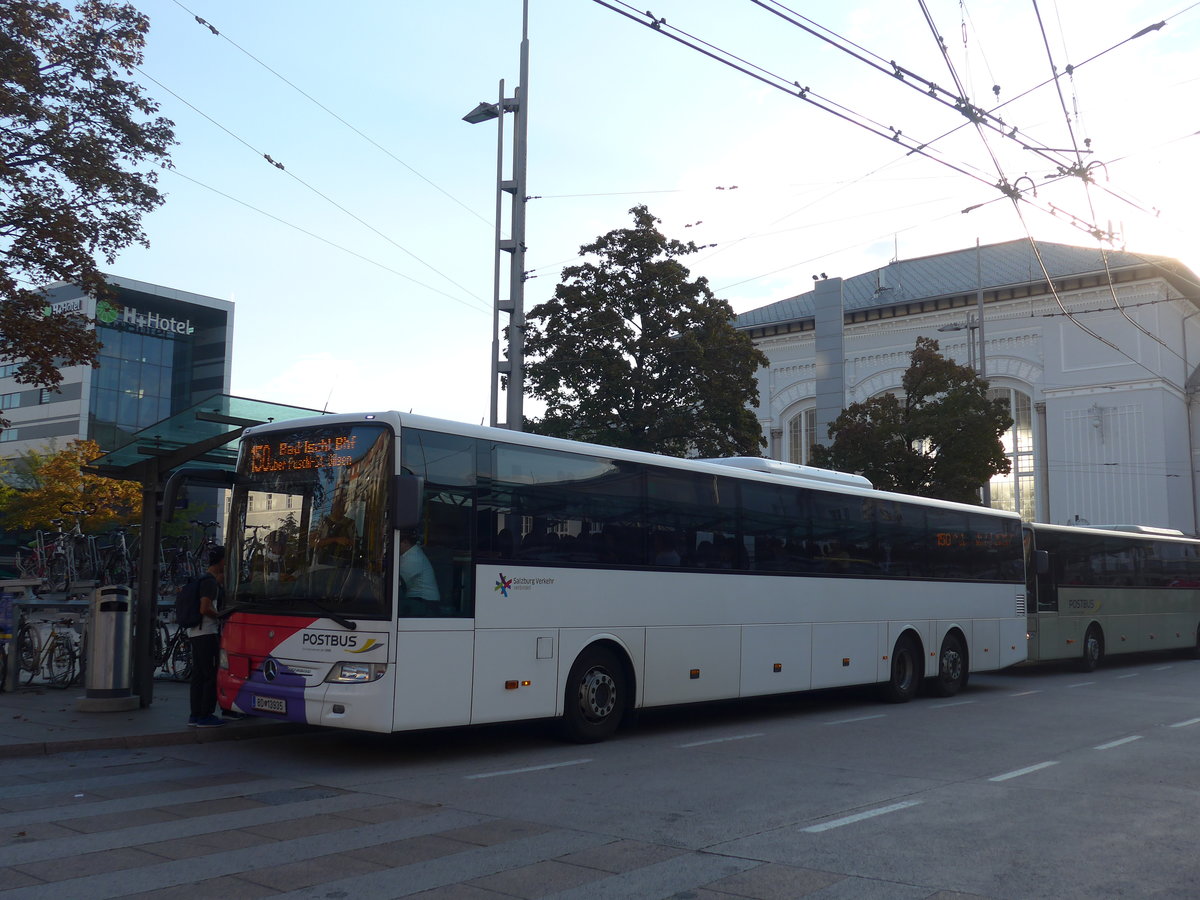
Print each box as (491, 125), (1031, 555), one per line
(301, 633), (359, 649)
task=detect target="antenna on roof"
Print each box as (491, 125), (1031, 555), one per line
(890, 234), (899, 265)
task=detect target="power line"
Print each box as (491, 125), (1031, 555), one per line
(133, 66), (487, 306)
(168, 0), (492, 230)
(168, 169), (490, 315)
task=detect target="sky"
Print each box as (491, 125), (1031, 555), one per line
(107, 0), (1200, 426)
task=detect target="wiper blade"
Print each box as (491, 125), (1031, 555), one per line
(289, 596), (357, 631)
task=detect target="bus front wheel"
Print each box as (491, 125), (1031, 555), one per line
(930, 632), (968, 697)
(1081, 625), (1104, 672)
(881, 633), (922, 703)
(562, 646), (626, 743)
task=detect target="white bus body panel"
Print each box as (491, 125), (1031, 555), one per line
(642, 625), (741, 706)
(391, 626), (474, 731)
(739, 624), (813, 696)
(471, 629), (559, 724)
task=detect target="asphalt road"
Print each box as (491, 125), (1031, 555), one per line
(2, 652), (1198, 898)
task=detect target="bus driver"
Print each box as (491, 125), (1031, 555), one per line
(399, 530), (441, 615)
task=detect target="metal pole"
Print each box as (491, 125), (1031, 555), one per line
(489, 79), (506, 428)
(506, 0), (530, 432)
(976, 238), (986, 378)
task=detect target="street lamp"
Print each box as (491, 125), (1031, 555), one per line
(937, 314), (981, 372)
(463, 0), (529, 431)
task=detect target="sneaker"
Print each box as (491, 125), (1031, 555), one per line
(187, 716), (199, 728)
(221, 709), (248, 720)
(194, 715), (226, 728)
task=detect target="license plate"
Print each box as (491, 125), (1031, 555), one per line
(252, 695), (286, 714)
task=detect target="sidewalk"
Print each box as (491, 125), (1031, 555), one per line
(0, 677), (309, 758)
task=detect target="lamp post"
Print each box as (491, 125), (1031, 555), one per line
(937, 314), (981, 372)
(463, 0), (529, 431)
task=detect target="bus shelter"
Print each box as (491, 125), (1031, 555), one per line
(85, 394), (326, 707)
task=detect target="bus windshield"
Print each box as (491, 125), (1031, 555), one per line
(228, 423), (393, 620)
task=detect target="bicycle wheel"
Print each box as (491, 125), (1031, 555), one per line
(17, 623), (41, 685)
(46, 637), (76, 689)
(169, 633), (193, 681)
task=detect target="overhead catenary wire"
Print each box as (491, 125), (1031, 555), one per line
(168, 0), (492, 230)
(168, 169), (491, 315)
(133, 66), (487, 307)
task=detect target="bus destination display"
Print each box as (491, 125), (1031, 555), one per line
(249, 434), (359, 473)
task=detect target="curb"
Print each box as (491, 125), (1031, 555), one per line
(0, 720), (313, 759)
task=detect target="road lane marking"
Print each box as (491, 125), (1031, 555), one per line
(1067, 681), (1096, 688)
(824, 714), (887, 725)
(989, 761), (1059, 782)
(466, 759), (592, 779)
(803, 800), (921, 833)
(930, 700), (975, 709)
(679, 733), (764, 748)
(1095, 736), (1142, 750)
(1117, 673), (1139, 679)
(1154, 666), (1173, 671)
(1010, 690), (1042, 697)
(1170, 717), (1200, 728)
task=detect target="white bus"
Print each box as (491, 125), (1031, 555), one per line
(199, 411), (1027, 742)
(1024, 522), (1200, 670)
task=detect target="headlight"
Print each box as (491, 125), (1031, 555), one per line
(325, 662), (387, 683)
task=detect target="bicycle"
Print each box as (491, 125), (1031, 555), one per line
(16, 617), (80, 689)
(97, 525), (140, 586)
(153, 618), (192, 681)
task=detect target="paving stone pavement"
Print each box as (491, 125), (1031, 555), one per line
(0, 680), (992, 898)
(0, 743), (992, 900)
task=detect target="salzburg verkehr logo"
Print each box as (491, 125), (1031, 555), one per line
(494, 573), (513, 597)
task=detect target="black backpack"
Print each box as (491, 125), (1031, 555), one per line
(174, 574), (214, 628)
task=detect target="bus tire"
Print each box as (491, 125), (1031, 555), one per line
(1081, 624), (1104, 672)
(881, 633), (922, 703)
(561, 646), (626, 743)
(930, 632), (968, 697)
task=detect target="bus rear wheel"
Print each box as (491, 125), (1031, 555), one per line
(930, 633), (968, 697)
(562, 646), (626, 743)
(1081, 624), (1104, 672)
(881, 633), (922, 703)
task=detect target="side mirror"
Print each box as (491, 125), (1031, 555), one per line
(1034, 549), (1050, 576)
(393, 474), (424, 531)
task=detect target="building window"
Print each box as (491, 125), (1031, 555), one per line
(786, 408), (818, 466)
(0, 392), (19, 410)
(987, 386), (1036, 520)
(39, 389), (54, 404)
(0, 428), (16, 442)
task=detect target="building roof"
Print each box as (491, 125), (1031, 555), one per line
(734, 239), (1181, 330)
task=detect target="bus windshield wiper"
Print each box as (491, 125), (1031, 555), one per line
(292, 597), (358, 631)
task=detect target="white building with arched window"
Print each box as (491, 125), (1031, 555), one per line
(734, 239), (1200, 533)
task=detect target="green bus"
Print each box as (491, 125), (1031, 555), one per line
(1025, 522), (1200, 670)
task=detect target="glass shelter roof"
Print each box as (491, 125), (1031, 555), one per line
(88, 393), (328, 478)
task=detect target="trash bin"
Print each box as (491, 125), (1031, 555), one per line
(85, 585), (133, 698)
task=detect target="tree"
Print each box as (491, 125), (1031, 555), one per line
(0, 1), (175, 428)
(524, 205), (768, 457)
(810, 337), (1013, 504)
(0, 439), (140, 529)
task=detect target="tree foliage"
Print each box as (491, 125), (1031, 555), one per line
(0, 0), (175, 427)
(810, 337), (1013, 504)
(524, 205), (768, 457)
(0, 439), (140, 529)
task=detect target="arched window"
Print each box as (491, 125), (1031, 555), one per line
(786, 407), (817, 466)
(987, 386), (1036, 520)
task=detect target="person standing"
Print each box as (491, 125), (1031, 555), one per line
(187, 547), (226, 728)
